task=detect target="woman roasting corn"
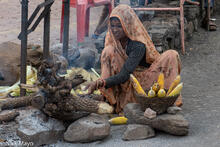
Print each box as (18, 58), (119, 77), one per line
(86, 4), (182, 113)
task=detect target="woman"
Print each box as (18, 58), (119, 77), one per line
(92, 0), (151, 39)
(87, 4), (182, 113)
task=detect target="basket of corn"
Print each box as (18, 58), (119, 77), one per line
(130, 73), (183, 114)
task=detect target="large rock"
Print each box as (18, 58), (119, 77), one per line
(151, 114), (189, 136)
(122, 124), (155, 141)
(64, 114), (110, 142)
(0, 42), (20, 86)
(124, 103), (189, 136)
(16, 107), (65, 146)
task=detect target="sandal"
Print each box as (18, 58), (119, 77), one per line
(209, 20), (217, 31)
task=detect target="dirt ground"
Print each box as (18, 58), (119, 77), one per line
(0, 0), (107, 46)
(0, 0), (220, 147)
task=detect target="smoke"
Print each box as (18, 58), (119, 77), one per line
(0, 72), (4, 80)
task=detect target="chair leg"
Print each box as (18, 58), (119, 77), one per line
(85, 8), (90, 37)
(180, 0), (185, 55)
(108, 3), (112, 14)
(60, 2), (65, 43)
(77, 5), (87, 43)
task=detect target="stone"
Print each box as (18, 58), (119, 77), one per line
(169, 1), (179, 7)
(50, 53), (68, 74)
(72, 48), (96, 70)
(184, 5), (200, 21)
(0, 121), (20, 144)
(16, 107), (65, 146)
(0, 42), (20, 86)
(50, 43), (80, 67)
(124, 103), (189, 136)
(52, 44), (98, 70)
(144, 108), (157, 119)
(64, 114), (110, 143)
(167, 106), (182, 114)
(135, 10), (155, 22)
(186, 21), (194, 38)
(50, 111), (90, 122)
(122, 124), (155, 141)
(0, 72), (4, 80)
(143, 14), (180, 51)
(151, 114), (189, 136)
(94, 31), (106, 54)
(193, 18), (198, 32)
(149, 2), (179, 15)
(216, 1), (220, 14)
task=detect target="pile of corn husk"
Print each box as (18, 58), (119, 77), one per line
(0, 66), (37, 99)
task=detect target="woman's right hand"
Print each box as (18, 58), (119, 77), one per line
(85, 79), (105, 94)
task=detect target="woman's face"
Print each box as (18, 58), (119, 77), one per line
(110, 18), (126, 40)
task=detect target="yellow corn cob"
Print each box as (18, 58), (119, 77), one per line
(168, 82), (183, 97)
(152, 82), (160, 93)
(130, 74), (147, 96)
(148, 87), (156, 98)
(109, 116), (128, 125)
(157, 73), (165, 89)
(157, 89), (166, 98)
(166, 75), (181, 96)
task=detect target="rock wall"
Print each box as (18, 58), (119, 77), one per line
(215, 1), (220, 14)
(139, 1), (200, 52)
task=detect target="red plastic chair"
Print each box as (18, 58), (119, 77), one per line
(60, 0), (112, 44)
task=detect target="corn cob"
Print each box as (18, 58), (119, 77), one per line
(167, 75), (181, 96)
(168, 82), (183, 97)
(152, 82), (160, 93)
(109, 116), (128, 125)
(157, 72), (165, 89)
(148, 87), (156, 98)
(130, 74), (147, 96)
(157, 89), (166, 98)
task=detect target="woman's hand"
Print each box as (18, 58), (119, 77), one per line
(85, 81), (97, 94)
(85, 79), (105, 94)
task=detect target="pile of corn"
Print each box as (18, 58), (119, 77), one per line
(0, 66), (37, 98)
(130, 73), (183, 98)
(60, 67), (101, 96)
(0, 67), (100, 99)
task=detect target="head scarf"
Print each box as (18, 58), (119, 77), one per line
(105, 4), (160, 64)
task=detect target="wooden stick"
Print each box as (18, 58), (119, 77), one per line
(0, 96), (33, 111)
(0, 110), (19, 123)
(69, 95), (113, 114)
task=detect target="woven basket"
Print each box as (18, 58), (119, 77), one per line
(135, 90), (179, 114)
